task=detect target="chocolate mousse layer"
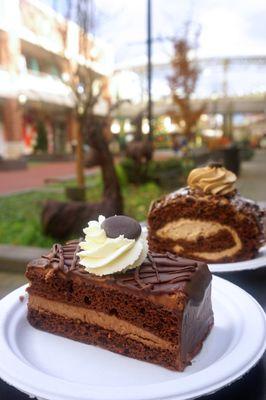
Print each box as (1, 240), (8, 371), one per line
(26, 240), (213, 371)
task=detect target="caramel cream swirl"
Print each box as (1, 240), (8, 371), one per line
(187, 165), (236, 195)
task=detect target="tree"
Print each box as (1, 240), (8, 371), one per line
(41, 0), (123, 238)
(168, 23), (205, 141)
(42, 115), (123, 239)
(63, 0), (121, 200)
(64, 0), (103, 191)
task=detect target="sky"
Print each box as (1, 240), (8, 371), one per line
(44, 0), (266, 64)
(43, 0), (266, 97)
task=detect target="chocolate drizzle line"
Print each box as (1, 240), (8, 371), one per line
(115, 252), (198, 293)
(42, 239), (81, 274)
(36, 241), (208, 296)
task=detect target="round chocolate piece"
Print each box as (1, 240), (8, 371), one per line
(101, 215), (141, 240)
(208, 161), (223, 169)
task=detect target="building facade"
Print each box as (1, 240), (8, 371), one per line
(0, 0), (112, 159)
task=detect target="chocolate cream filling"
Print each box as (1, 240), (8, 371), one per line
(28, 295), (176, 350)
(156, 218), (242, 261)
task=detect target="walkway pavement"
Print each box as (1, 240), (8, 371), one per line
(0, 161), (99, 196)
(0, 151), (172, 196)
(237, 149), (266, 202)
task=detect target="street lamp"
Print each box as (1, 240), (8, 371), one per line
(147, 0), (153, 140)
(18, 94), (27, 105)
(142, 118), (150, 134)
(111, 120), (121, 134)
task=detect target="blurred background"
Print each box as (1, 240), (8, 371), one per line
(0, 0), (266, 296)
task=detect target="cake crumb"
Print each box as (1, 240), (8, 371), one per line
(19, 295), (25, 303)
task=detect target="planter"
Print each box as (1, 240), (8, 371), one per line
(0, 158), (27, 171)
(191, 147), (241, 176)
(156, 170), (181, 190)
(223, 146), (240, 176)
(65, 187), (86, 202)
(26, 153), (74, 162)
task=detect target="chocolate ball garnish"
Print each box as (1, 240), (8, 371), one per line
(208, 161), (223, 168)
(101, 215), (141, 240)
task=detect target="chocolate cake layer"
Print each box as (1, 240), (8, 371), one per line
(148, 187), (265, 263)
(29, 295), (172, 349)
(26, 241), (213, 371)
(27, 307), (212, 371)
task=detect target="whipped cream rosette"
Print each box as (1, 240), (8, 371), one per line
(77, 215), (148, 276)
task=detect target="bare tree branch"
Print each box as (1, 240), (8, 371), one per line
(168, 23), (205, 141)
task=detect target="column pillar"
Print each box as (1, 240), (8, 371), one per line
(2, 98), (23, 158)
(0, 0), (23, 158)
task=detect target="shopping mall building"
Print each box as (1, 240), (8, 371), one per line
(0, 0), (112, 159)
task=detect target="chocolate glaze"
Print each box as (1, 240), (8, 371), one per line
(28, 240), (211, 301)
(111, 252), (211, 301)
(153, 187), (264, 222)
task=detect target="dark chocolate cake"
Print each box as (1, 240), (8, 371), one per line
(26, 216), (213, 371)
(148, 165), (265, 263)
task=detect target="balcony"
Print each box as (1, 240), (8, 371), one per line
(0, 68), (75, 107)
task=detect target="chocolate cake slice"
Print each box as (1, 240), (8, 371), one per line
(148, 164), (265, 263)
(26, 217), (213, 371)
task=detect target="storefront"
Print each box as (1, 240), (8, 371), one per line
(22, 104), (74, 156)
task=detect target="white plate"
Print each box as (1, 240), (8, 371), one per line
(208, 245), (266, 273)
(0, 277), (265, 400)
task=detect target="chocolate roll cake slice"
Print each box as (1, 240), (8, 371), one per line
(148, 164), (265, 263)
(26, 215), (213, 371)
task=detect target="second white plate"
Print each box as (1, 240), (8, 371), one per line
(0, 277), (265, 400)
(208, 245), (266, 273)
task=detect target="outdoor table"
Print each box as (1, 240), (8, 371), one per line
(0, 268), (265, 400)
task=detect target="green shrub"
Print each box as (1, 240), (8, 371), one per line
(115, 163), (128, 187)
(119, 158), (145, 184)
(120, 157), (195, 189)
(34, 121), (48, 152)
(0, 175), (166, 247)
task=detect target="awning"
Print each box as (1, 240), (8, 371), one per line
(0, 69), (75, 107)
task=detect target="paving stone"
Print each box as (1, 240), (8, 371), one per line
(0, 161), (99, 196)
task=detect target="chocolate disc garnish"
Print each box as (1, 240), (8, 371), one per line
(208, 161), (223, 168)
(101, 215), (141, 240)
